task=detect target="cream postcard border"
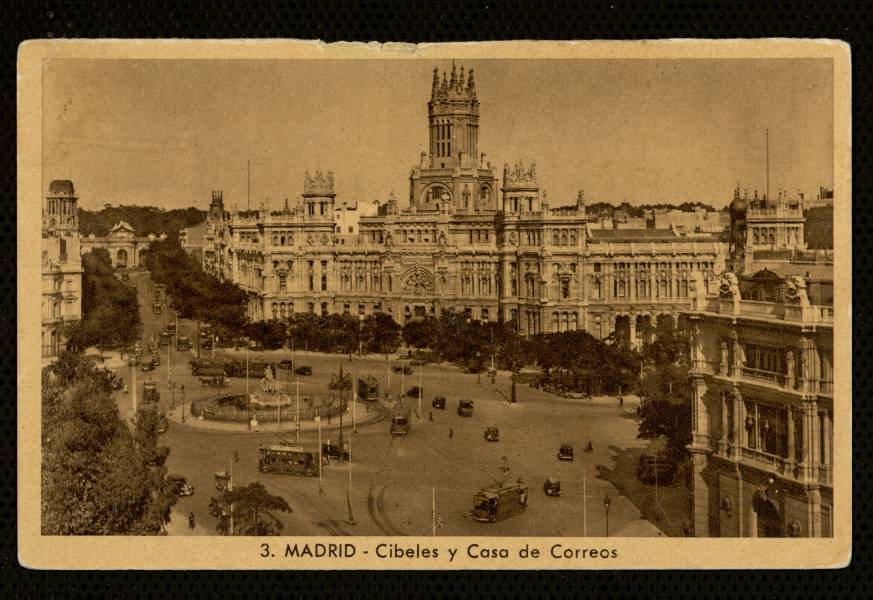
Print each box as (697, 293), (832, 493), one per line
(17, 39), (852, 570)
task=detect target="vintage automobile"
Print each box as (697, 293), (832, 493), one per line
(432, 396), (447, 410)
(151, 354), (160, 366)
(176, 335), (191, 351)
(392, 365), (413, 375)
(142, 381), (160, 403)
(167, 474), (194, 497)
(543, 477), (562, 497)
(457, 399), (474, 417)
(294, 365), (313, 376)
(208, 496), (230, 518)
(141, 361), (156, 372)
(558, 444), (575, 461)
(277, 359), (295, 370)
(484, 427), (500, 442)
(406, 386), (422, 399)
(390, 413), (411, 437)
(214, 470), (230, 492)
(322, 443), (350, 461)
(199, 375), (228, 388)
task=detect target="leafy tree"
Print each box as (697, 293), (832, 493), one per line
(364, 313), (401, 354)
(66, 248), (141, 351)
(214, 482), (292, 535)
(402, 318), (436, 350)
(637, 363), (693, 458)
(41, 350), (174, 535)
(637, 317), (693, 459)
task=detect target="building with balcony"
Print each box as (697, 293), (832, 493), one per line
(201, 64), (730, 340)
(686, 257), (834, 537)
(42, 180), (83, 361)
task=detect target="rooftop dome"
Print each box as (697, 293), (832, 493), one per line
(48, 180), (76, 197)
(729, 190), (747, 218)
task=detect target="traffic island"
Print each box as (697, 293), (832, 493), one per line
(166, 394), (386, 433)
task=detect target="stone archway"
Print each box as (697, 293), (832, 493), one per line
(116, 248), (129, 268)
(400, 266), (435, 297)
(753, 493), (783, 537)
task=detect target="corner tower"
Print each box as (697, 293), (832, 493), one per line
(409, 63), (497, 213)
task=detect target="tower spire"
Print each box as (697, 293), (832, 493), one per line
(459, 65), (465, 89)
(450, 61), (457, 87)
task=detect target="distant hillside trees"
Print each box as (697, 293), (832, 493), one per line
(79, 205), (205, 240)
(66, 248), (141, 351)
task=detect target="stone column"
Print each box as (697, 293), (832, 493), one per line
(629, 314), (637, 350)
(786, 405), (796, 472)
(799, 400), (820, 482)
(719, 391), (730, 455)
(821, 410), (831, 472)
(733, 391), (745, 456)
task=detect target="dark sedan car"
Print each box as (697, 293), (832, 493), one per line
(432, 396), (447, 409)
(322, 443), (349, 461)
(294, 365), (313, 376)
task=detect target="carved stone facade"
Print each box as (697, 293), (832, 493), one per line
(686, 258), (834, 537)
(81, 221), (165, 269)
(42, 180), (82, 361)
(203, 65), (729, 340)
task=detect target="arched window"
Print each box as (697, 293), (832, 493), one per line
(479, 185), (491, 208)
(561, 230), (568, 245)
(272, 303), (278, 320)
(552, 230), (560, 245)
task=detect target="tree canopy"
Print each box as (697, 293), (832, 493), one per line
(637, 318), (693, 458)
(214, 482), (292, 536)
(145, 238), (247, 331)
(42, 351), (174, 534)
(66, 248), (141, 351)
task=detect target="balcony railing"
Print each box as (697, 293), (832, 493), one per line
(740, 446), (785, 473)
(741, 366), (786, 387)
(818, 465), (832, 486)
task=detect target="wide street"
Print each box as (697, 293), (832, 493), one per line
(108, 271), (683, 537)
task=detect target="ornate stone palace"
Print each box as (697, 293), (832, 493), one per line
(197, 64), (793, 344)
(687, 191), (833, 537)
(42, 180), (82, 362)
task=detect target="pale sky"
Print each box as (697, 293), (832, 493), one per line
(42, 58), (833, 211)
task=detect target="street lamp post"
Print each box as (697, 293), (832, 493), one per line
(315, 413), (323, 494)
(603, 494), (612, 537)
(181, 384), (186, 423)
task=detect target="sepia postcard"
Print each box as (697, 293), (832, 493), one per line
(17, 39), (851, 569)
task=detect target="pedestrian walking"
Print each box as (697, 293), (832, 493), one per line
(449, 428), (453, 439)
(619, 396), (624, 407)
(188, 512), (196, 530)
(586, 441), (594, 453)
(429, 411), (433, 421)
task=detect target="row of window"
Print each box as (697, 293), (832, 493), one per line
(270, 231), (295, 246)
(504, 196), (536, 212)
(551, 228), (578, 246)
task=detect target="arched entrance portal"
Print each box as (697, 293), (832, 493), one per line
(116, 248), (129, 268)
(753, 493), (783, 537)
